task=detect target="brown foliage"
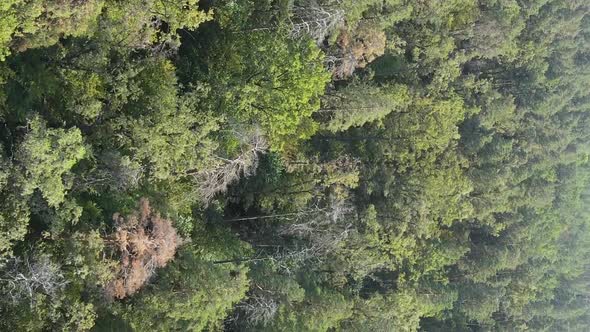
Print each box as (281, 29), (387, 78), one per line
(331, 23), (387, 79)
(105, 198), (182, 299)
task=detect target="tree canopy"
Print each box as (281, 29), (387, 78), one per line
(0, 0), (589, 331)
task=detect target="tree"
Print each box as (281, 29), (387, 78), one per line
(0, 0), (104, 60)
(203, 31), (331, 151)
(105, 198), (182, 299)
(103, 59), (220, 182)
(16, 117), (86, 208)
(0, 153), (29, 260)
(195, 128), (268, 204)
(0, 252), (97, 331)
(0, 254), (67, 305)
(121, 247), (249, 331)
(320, 81), (410, 132)
(254, 277), (354, 332)
(289, 5), (345, 44)
(330, 21), (387, 79)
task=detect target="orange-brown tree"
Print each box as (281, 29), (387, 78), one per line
(105, 199), (182, 299)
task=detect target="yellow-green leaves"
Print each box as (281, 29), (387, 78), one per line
(99, 0), (211, 50)
(0, 0), (105, 60)
(108, 59), (220, 182)
(209, 34), (330, 152)
(17, 117), (86, 207)
(321, 82), (411, 132)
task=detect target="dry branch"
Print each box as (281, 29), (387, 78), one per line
(105, 198), (182, 299)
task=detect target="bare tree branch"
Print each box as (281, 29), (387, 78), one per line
(289, 6), (345, 44)
(195, 129), (268, 204)
(1, 255), (68, 307)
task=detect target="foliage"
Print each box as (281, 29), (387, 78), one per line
(121, 247), (249, 331)
(105, 199), (182, 299)
(16, 117), (86, 208)
(198, 30), (331, 150)
(0, 0), (589, 331)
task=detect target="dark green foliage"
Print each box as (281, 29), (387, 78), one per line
(0, 0), (589, 331)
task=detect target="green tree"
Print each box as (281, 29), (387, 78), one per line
(122, 247), (249, 331)
(16, 117), (86, 207)
(201, 31), (331, 151)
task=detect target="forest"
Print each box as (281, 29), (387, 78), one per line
(0, 0), (589, 331)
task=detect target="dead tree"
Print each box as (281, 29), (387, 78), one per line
(0, 255), (68, 306)
(290, 6), (345, 44)
(278, 197), (356, 262)
(105, 198), (182, 299)
(238, 291), (280, 327)
(195, 129), (268, 204)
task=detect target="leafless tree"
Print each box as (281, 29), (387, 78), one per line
(195, 129), (268, 204)
(278, 197), (356, 264)
(324, 53), (357, 79)
(0, 255), (68, 306)
(73, 151), (143, 193)
(239, 291), (280, 326)
(289, 5), (345, 44)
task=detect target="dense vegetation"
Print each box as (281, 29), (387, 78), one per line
(0, 0), (589, 330)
